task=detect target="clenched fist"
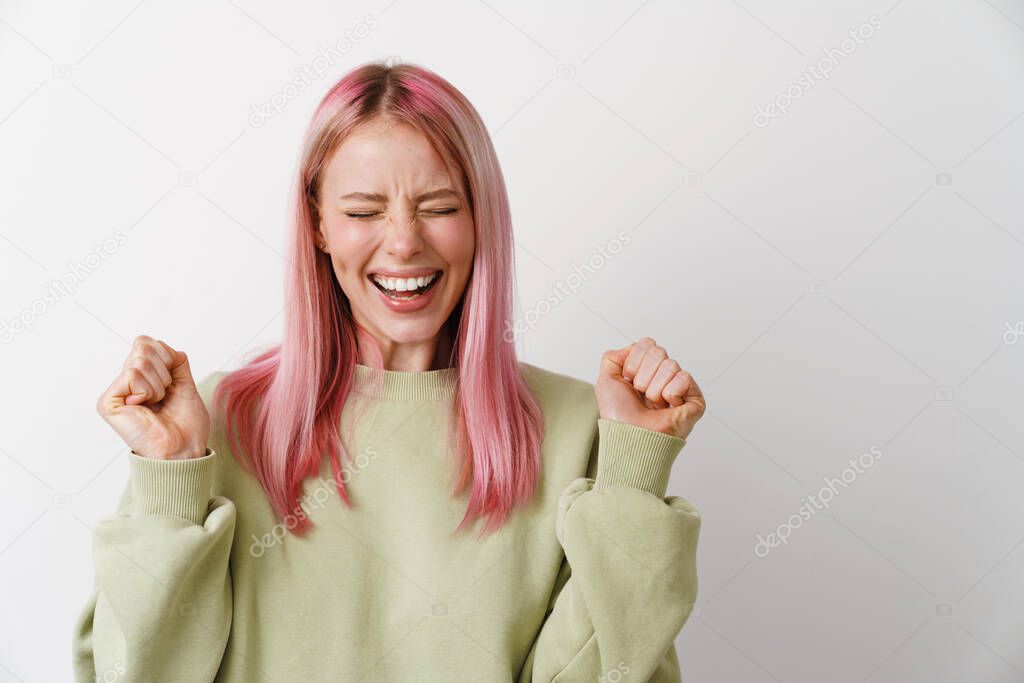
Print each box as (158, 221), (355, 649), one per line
(596, 337), (706, 441)
(96, 335), (210, 460)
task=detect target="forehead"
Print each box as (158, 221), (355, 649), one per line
(323, 120), (454, 191)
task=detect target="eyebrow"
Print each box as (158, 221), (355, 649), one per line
(339, 188), (459, 203)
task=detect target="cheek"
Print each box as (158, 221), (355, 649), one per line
(432, 219), (475, 271)
(326, 220), (379, 260)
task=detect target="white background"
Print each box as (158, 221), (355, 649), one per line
(2, 0), (1023, 681)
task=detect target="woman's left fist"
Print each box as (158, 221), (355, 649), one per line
(595, 338), (706, 440)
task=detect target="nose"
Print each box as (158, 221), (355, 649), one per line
(382, 208), (424, 260)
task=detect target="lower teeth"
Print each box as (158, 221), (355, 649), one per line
(387, 291), (421, 300)
(383, 286), (427, 300)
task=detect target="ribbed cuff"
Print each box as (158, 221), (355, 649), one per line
(593, 419), (686, 497)
(129, 448), (216, 525)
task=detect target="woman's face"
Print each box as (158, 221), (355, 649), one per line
(315, 118), (475, 364)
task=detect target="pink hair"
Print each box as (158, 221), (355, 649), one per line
(211, 61), (544, 538)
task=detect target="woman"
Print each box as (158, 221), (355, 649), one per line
(72, 61), (705, 682)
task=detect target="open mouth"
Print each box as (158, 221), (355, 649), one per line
(369, 270), (443, 301)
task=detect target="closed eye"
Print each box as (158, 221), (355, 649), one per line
(344, 207), (459, 219)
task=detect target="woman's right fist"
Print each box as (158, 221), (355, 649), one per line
(97, 335), (211, 460)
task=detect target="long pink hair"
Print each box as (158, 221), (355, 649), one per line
(211, 61), (544, 537)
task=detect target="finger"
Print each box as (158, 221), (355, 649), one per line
(146, 339), (185, 390)
(123, 335), (152, 372)
(150, 353), (173, 389)
(126, 356), (168, 403)
(671, 402), (703, 435)
(662, 370), (693, 408)
(599, 345), (632, 382)
(622, 337), (656, 381)
(679, 373), (706, 419)
(150, 339), (177, 368)
(124, 336), (174, 373)
(122, 367), (157, 405)
(136, 344), (174, 389)
(97, 373), (131, 416)
(646, 359), (682, 407)
(146, 344), (175, 388)
(633, 345), (667, 394)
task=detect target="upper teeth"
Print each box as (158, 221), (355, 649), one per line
(372, 272), (438, 292)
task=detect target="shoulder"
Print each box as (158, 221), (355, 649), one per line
(196, 370), (232, 419)
(195, 369), (246, 445)
(196, 369), (231, 392)
(518, 360), (599, 425)
(518, 361), (600, 481)
(195, 370), (234, 458)
(193, 369), (261, 496)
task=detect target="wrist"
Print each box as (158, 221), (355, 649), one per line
(168, 443), (209, 460)
(136, 443), (209, 460)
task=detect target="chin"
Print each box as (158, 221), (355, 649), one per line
(373, 318), (444, 341)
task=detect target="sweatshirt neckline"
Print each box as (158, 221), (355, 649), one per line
(351, 363), (459, 401)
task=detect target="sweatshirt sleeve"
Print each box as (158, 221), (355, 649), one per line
(71, 448), (236, 682)
(519, 418), (701, 683)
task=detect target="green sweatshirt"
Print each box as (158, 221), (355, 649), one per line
(72, 362), (701, 682)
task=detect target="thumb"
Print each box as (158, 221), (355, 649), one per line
(599, 345), (633, 382)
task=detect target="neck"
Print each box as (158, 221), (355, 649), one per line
(355, 317), (457, 372)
